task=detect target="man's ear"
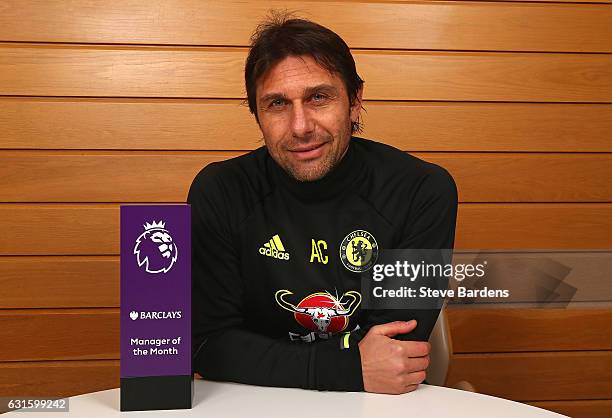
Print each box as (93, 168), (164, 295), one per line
(350, 85), (364, 122)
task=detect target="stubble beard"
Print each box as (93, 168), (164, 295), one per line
(271, 124), (352, 182)
(279, 141), (336, 182)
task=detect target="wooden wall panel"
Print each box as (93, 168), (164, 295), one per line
(0, 205), (118, 255)
(4, 254), (610, 309)
(447, 308), (612, 352)
(360, 103), (612, 153)
(0, 98), (262, 151)
(3, 152), (612, 202)
(2, 46), (612, 102)
(0, 256), (118, 308)
(0, 152), (230, 203)
(446, 351), (612, 401)
(456, 203), (612, 249)
(1, 203), (611, 255)
(528, 400), (612, 418)
(0, 360), (118, 397)
(1, 0), (611, 411)
(2, 99), (612, 152)
(434, 154), (612, 202)
(3, 307), (610, 362)
(3, 249), (610, 306)
(482, 0), (612, 3)
(0, 1), (611, 53)
(0, 309), (118, 361)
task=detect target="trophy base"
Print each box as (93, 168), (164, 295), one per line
(120, 374), (193, 411)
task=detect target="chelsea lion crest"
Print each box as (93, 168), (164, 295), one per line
(340, 229), (378, 273)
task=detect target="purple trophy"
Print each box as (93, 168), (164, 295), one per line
(120, 204), (192, 411)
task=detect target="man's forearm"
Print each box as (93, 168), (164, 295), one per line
(193, 326), (363, 391)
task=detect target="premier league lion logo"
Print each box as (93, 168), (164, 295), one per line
(133, 220), (178, 274)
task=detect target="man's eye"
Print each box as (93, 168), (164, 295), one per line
(270, 99), (284, 108)
(310, 93), (331, 105)
(312, 93), (327, 102)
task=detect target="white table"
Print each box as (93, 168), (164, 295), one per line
(5, 379), (568, 417)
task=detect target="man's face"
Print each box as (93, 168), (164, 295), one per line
(255, 55), (362, 182)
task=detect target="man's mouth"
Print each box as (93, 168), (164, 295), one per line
(288, 142), (328, 160)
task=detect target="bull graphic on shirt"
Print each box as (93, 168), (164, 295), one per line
(275, 289), (361, 334)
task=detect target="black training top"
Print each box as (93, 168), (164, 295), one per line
(187, 136), (458, 391)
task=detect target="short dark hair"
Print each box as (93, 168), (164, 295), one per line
(244, 13), (365, 133)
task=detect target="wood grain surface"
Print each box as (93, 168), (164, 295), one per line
(2, 46), (612, 102)
(2, 99), (612, 152)
(0, 1), (610, 52)
(1, 1), (611, 413)
(2, 152), (612, 202)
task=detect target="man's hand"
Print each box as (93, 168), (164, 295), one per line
(358, 320), (430, 394)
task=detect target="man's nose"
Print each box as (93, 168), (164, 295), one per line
(290, 103), (314, 138)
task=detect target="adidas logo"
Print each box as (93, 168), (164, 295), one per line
(259, 234), (290, 261)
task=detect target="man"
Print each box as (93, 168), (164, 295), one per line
(188, 15), (457, 394)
